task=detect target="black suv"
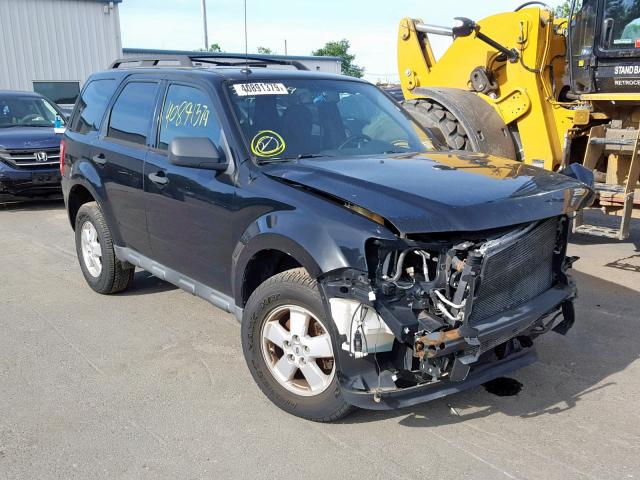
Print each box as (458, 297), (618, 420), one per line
(62, 55), (594, 422)
(0, 91), (66, 200)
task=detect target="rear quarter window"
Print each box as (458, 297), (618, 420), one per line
(70, 79), (118, 134)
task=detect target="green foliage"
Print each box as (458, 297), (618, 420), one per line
(312, 39), (364, 78)
(257, 46), (273, 54)
(200, 43), (222, 53)
(554, 0), (571, 18)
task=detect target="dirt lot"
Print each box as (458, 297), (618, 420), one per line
(1, 201), (639, 480)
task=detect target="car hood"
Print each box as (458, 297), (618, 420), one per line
(262, 152), (594, 234)
(0, 127), (62, 150)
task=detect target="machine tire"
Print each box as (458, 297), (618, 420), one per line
(74, 202), (134, 295)
(403, 87), (518, 160)
(402, 99), (467, 150)
(241, 268), (353, 422)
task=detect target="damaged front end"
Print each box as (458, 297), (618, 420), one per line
(318, 215), (578, 410)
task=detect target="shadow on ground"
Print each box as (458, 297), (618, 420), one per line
(0, 198), (64, 211)
(122, 271), (178, 296)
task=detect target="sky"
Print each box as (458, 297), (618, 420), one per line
(119, 0), (565, 83)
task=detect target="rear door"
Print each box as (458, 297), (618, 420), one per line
(64, 77), (118, 196)
(143, 81), (236, 293)
(92, 79), (161, 255)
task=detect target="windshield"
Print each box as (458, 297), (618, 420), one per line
(602, 0), (640, 50)
(226, 78), (436, 161)
(0, 96), (64, 128)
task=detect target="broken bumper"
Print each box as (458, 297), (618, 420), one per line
(330, 282), (575, 410)
(342, 348), (537, 410)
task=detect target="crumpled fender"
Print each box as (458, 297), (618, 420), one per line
(231, 204), (395, 308)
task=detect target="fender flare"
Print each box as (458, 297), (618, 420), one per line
(67, 159), (124, 245)
(232, 232), (323, 308)
(411, 87), (517, 160)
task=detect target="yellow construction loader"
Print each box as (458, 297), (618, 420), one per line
(397, 0), (640, 239)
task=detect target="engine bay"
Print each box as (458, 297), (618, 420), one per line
(320, 215), (576, 395)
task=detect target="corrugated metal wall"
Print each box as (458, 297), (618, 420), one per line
(0, 0), (122, 91)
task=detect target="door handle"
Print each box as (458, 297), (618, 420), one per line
(148, 171), (169, 186)
(92, 153), (106, 165)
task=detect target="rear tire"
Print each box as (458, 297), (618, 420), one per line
(241, 268), (353, 422)
(74, 201), (134, 294)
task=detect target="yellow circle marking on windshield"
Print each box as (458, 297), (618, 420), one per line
(251, 130), (286, 157)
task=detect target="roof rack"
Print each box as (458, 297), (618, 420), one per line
(109, 54), (309, 71)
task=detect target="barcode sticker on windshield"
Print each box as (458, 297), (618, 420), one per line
(232, 83), (288, 96)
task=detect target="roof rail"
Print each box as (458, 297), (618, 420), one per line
(109, 56), (194, 69)
(110, 54), (309, 71)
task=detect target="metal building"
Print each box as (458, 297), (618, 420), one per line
(0, 0), (123, 106)
(0, 0), (342, 109)
(122, 48), (342, 75)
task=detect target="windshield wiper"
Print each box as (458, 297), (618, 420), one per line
(256, 154), (331, 165)
(256, 157), (296, 165)
(294, 153), (330, 159)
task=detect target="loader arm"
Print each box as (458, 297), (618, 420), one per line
(397, 8), (583, 171)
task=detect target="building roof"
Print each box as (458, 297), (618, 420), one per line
(123, 48), (341, 63)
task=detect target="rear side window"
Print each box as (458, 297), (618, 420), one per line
(158, 84), (221, 151)
(107, 82), (159, 146)
(71, 79), (117, 134)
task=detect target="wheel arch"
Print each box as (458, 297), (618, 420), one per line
(233, 233), (324, 309)
(66, 183), (96, 229)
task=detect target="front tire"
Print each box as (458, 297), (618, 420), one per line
(241, 268), (353, 422)
(74, 201), (134, 294)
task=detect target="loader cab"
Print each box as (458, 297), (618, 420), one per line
(569, 0), (640, 93)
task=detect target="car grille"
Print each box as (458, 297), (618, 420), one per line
(468, 217), (560, 325)
(0, 147), (60, 169)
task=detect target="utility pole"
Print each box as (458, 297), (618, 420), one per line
(201, 0), (209, 50)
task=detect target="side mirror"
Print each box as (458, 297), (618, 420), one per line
(168, 137), (227, 171)
(451, 17), (478, 38)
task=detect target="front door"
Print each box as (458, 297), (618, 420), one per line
(144, 82), (236, 294)
(93, 80), (161, 254)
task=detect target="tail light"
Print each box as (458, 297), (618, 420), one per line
(59, 139), (65, 175)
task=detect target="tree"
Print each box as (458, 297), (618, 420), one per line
(257, 46), (273, 54)
(200, 43), (222, 53)
(554, 1), (571, 18)
(312, 40), (364, 78)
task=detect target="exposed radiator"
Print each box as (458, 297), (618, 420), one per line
(468, 217), (560, 325)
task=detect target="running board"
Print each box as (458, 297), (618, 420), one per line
(114, 246), (242, 321)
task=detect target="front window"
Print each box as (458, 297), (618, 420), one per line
(158, 84), (221, 151)
(0, 95), (65, 128)
(602, 0), (640, 50)
(226, 78), (436, 162)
